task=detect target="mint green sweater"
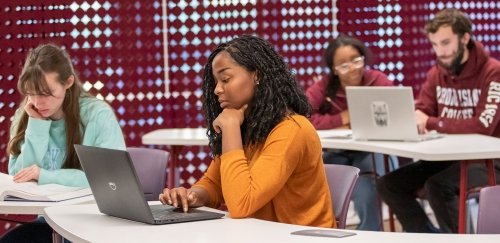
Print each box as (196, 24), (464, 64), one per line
(8, 96), (126, 187)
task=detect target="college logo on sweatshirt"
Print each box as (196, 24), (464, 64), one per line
(436, 86), (481, 119)
(436, 81), (500, 128)
(479, 81), (500, 128)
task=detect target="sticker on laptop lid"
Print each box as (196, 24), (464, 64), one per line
(371, 101), (389, 127)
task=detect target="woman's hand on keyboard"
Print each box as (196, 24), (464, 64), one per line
(159, 187), (207, 212)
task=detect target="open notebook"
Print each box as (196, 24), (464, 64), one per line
(0, 173), (91, 202)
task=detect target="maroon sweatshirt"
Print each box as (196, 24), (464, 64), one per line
(416, 41), (500, 137)
(306, 69), (393, 129)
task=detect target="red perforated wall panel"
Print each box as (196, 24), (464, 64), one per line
(1, 0), (500, 235)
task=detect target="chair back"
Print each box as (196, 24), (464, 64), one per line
(127, 147), (169, 201)
(324, 164), (360, 229)
(477, 185), (500, 234)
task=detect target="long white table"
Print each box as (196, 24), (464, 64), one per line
(142, 128), (500, 233)
(320, 133), (500, 233)
(44, 203), (499, 243)
(141, 128), (351, 187)
(142, 128), (207, 187)
(142, 127), (208, 146)
(320, 133), (500, 161)
(0, 195), (95, 243)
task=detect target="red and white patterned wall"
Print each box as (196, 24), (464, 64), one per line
(1, 0), (500, 234)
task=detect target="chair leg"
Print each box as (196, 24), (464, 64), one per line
(459, 160), (496, 234)
(458, 160), (469, 233)
(52, 230), (63, 243)
(485, 159), (496, 186)
(466, 197), (479, 234)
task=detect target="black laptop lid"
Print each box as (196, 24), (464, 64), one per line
(75, 144), (156, 224)
(74, 144), (225, 225)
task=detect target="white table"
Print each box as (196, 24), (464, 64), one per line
(142, 128), (208, 187)
(44, 203), (499, 243)
(320, 133), (500, 233)
(141, 128), (346, 187)
(143, 128), (500, 233)
(0, 195), (95, 243)
(141, 127), (208, 146)
(320, 133), (500, 161)
(141, 128), (351, 187)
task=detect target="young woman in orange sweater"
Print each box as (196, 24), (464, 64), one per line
(160, 35), (335, 228)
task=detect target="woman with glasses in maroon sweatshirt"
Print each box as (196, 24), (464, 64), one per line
(306, 35), (394, 231)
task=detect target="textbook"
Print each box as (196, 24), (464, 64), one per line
(0, 172), (92, 202)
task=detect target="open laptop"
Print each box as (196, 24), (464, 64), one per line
(346, 86), (441, 142)
(74, 144), (225, 225)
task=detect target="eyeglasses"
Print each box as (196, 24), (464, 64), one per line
(334, 56), (365, 74)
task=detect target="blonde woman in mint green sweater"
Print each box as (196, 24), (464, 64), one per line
(1, 44), (125, 243)
(7, 44), (125, 187)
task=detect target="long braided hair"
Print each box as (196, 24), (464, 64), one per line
(202, 35), (311, 156)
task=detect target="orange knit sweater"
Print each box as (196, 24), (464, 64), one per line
(193, 115), (336, 228)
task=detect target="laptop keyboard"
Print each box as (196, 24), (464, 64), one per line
(148, 204), (225, 224)
(150, 205), (186, 220)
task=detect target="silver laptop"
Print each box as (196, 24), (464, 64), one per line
(74, 144), (224, 225)
(346, 86), (441, 142)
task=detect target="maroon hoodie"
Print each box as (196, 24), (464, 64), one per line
(306, 69), (393, 129)
(416, 41), (500, 137)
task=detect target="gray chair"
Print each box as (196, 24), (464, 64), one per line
(477, 185), (500, 234)
(324, 164), (360, 229)
(127, 147), (169, 201)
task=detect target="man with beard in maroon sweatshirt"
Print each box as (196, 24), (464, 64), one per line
(377, 8), (500, 233)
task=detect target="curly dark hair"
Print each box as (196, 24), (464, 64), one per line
(202, 35), (311, 156)
(319, 35), (371, 114)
